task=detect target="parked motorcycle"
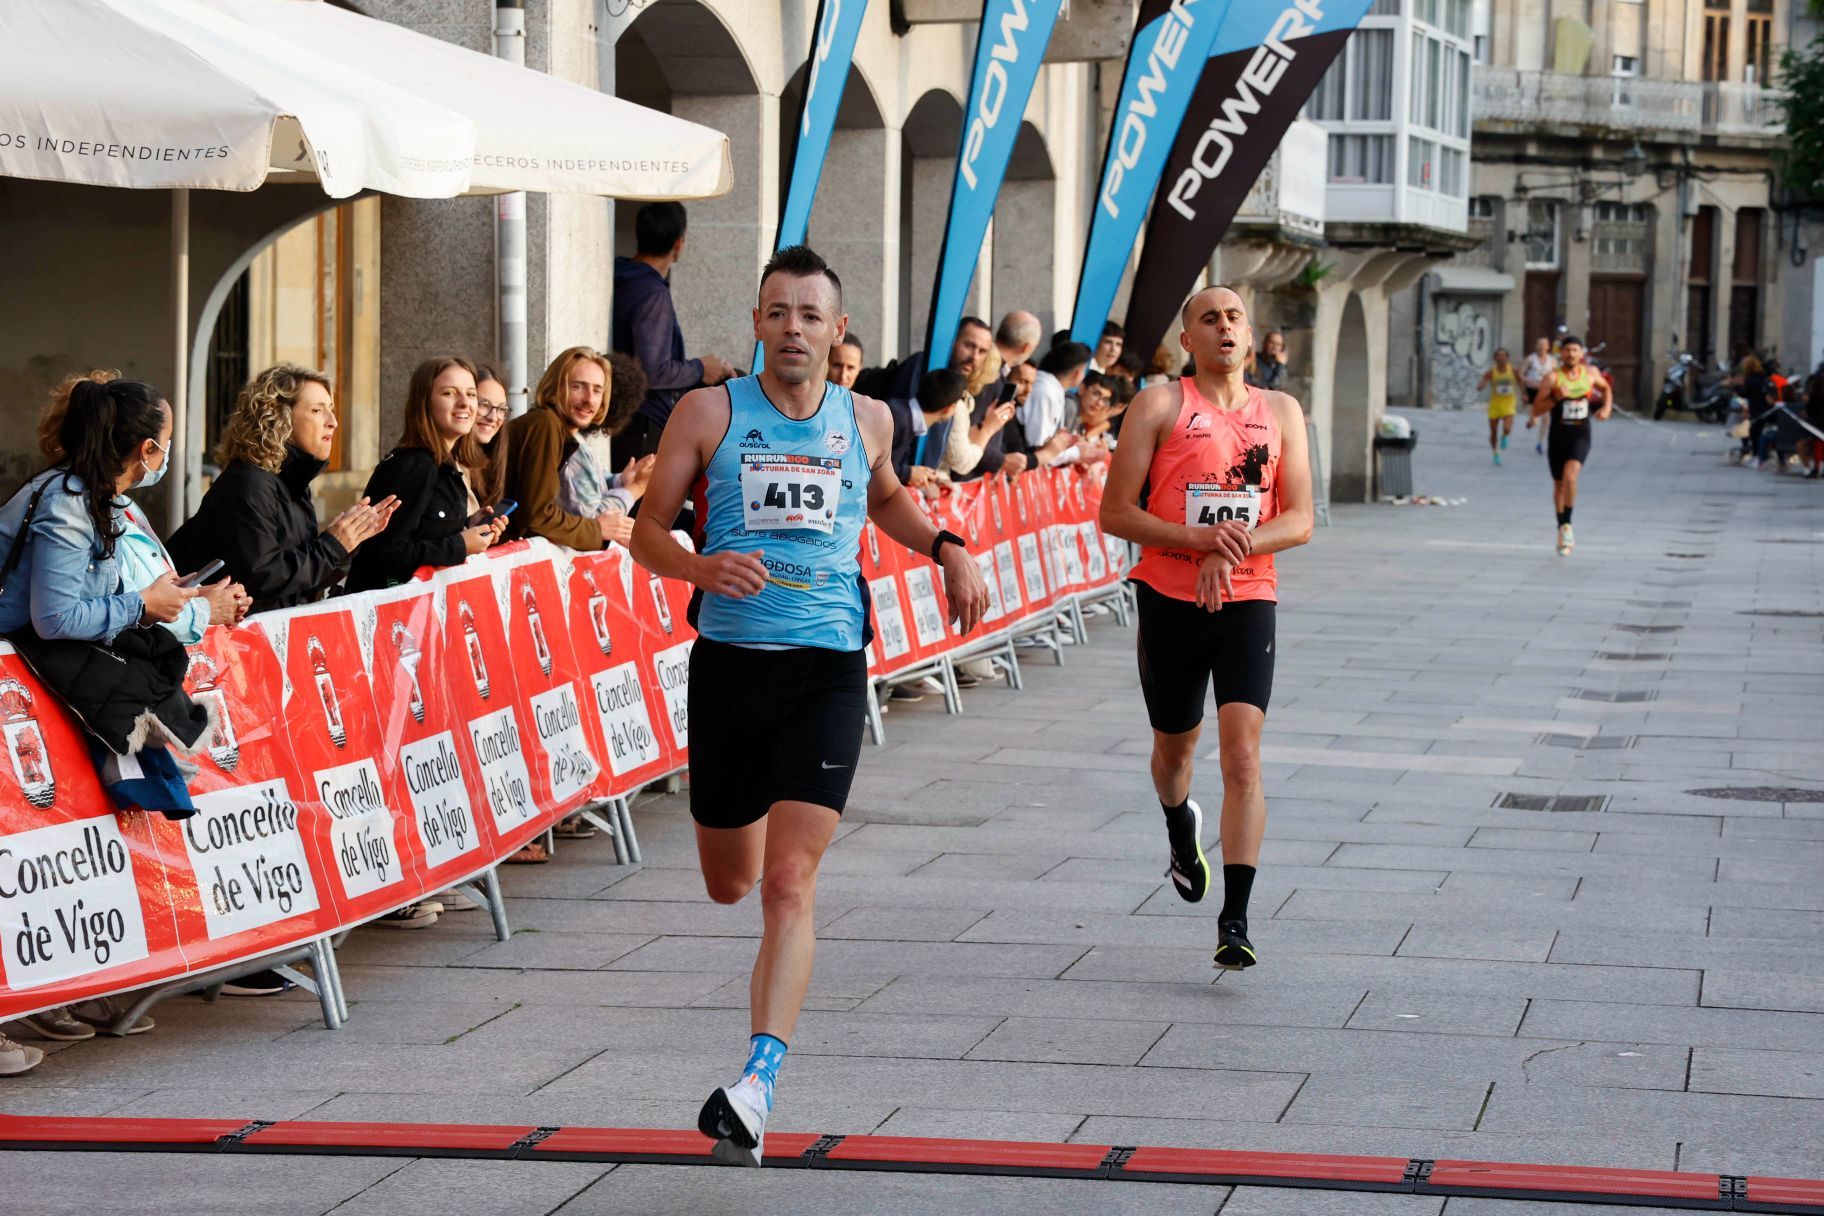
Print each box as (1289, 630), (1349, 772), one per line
(1654, 345), (1731, 422)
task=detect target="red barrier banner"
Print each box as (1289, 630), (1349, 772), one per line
(980, 477), (1028, 624)
(163, 624), (335, 975)
(631, 541), (696, 765)
(0, 648), (177, 1016)
(566, 549), (670, 798)
(860, 521), (916, 675)
(275, 608), (425, 924)
(437, 568), (543, 851)
(355, 584), (496, 891)
(500, 552), (606, 817)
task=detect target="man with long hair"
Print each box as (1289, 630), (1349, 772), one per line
(503, 346), (627, 549)
(631, 245), (988, 1166)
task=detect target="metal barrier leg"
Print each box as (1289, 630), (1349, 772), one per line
(580, 801), (628, 865)
(614, 796), (642, 865)
(473, 867), (511, 942)
(864, 681), (886, 744)
(1000, 637), (1024, 691)
(1066, 598), (1088, 647)
(940, 656), (962, 714)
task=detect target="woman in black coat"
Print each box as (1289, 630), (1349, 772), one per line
(170, 364), (396, 611)
(347, 357), (502, 592)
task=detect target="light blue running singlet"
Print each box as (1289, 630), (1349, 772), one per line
(692, 375), (870, 651)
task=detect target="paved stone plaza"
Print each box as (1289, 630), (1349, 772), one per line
(5, 407), (1822, 1214)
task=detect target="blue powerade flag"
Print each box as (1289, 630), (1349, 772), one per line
(1068, 0), (1231, 347)
(923, 0), (1063, 357)
(758, 0), (870, 371)
(1123, 0), (1374, 355)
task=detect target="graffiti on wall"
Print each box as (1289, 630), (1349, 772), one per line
(1433, 296), (1500, 408)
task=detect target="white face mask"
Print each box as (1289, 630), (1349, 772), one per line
(136, 437), (171, 489)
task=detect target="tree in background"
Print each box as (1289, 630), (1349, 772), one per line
(1782, 3), (1824, 201)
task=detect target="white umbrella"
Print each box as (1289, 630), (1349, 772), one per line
(0, 0), (475, 198)
(193, 0), (733, 200)
(0, 0), (479, 528)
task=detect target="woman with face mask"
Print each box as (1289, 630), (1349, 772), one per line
(38, 373), (253, 643)
(0, 373), (223, 1031)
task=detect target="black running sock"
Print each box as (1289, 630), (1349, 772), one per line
(1563, 507), (1573, 525)
(1219, 864), (1255, 928)
(1161, 796), (1190, 819)
(1555, 508), (1570, 527)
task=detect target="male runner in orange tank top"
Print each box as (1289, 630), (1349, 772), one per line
(1099, 286), (1314, 971)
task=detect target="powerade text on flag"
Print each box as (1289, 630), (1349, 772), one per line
(757, 0), (870, 370)
(1123, 0), (1371, 355)
(923, 0), (1062, 357)
(1068, 0), (1231, 347)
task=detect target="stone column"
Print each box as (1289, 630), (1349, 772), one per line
(1562, 204), (1593, 339)
(1711, 203), (1737, 365)
(904, 154), (953, 355)
(672, 92), (781, 370)
(992, 179), (1058, 338)
(812, 125), (901, 364)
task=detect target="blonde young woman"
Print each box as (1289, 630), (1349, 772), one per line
(170, 364), (397, 612)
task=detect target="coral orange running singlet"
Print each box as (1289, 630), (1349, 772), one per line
(1129, 378), (1282, 604)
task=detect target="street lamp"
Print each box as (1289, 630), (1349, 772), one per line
(1620, 141), (1648, 180)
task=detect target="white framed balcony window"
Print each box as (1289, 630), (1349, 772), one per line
(1330, 133), (1396, 183)
(1310, 28), (1396, 122)
(1611, 55), (1639, 108)
(1409, 136), (1436, 188)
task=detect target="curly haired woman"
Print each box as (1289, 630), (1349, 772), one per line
(169, 364), (398, 612)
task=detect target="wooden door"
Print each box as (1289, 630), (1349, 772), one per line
(1524, 272), (1561, 352)
(1589, 275), (1646, 409)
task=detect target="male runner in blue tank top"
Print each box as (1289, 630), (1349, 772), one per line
(631, 246), (989, 1167)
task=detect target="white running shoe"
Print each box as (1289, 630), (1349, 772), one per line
(699, 1074), (770, 1167)
(1556, 523), (1573, 556)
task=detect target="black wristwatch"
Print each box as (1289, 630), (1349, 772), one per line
(931, 529), (967, 563)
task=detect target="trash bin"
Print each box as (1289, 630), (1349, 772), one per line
(1373, 429), (1418, 499)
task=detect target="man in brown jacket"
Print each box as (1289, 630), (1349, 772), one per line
(505, 346), (624, 550)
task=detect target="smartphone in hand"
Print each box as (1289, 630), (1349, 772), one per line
(177, 559), (225, 589)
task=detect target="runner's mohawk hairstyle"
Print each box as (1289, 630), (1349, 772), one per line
(759, 244), (843, 310)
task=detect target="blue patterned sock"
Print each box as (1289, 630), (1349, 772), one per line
(742, 1033), (788, 1107)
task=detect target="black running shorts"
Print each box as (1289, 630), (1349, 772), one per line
(1133, 581), (1276, 734)
(1547, 424), (1592, 481)
(687, 637), (867, 829)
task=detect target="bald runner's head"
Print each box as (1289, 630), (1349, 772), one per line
(1179, 285), (1252, 377)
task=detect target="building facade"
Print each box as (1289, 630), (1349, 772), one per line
(1403, 0), (1786, 412)
(0, 0), (1479, 514)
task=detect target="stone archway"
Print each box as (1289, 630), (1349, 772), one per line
(617, 2), (767, 367)
(899, 88), (964, 357)
(991, 120), (1057, 340)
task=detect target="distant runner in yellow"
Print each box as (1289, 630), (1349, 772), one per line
(1479, 348), (1519, 466)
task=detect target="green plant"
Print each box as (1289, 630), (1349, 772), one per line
(1294, 259), (1334, 288)
(1780, 31), (1824, 202)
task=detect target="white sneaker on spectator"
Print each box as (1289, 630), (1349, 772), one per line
(0, 1031), (44, 1075)
(892, 676), (944, 701)
(220, 969), (292, 997)
(434, 888), (481, 912)
(376, 902), (441, 930)
(16, 1007), (95, 1041)
(68, 998), (154, 1034)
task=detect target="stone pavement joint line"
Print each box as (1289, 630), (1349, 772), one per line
(4, 1113), (1823, 1211)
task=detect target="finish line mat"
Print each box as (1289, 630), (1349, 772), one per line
(3, 1115), (1821, 1211)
